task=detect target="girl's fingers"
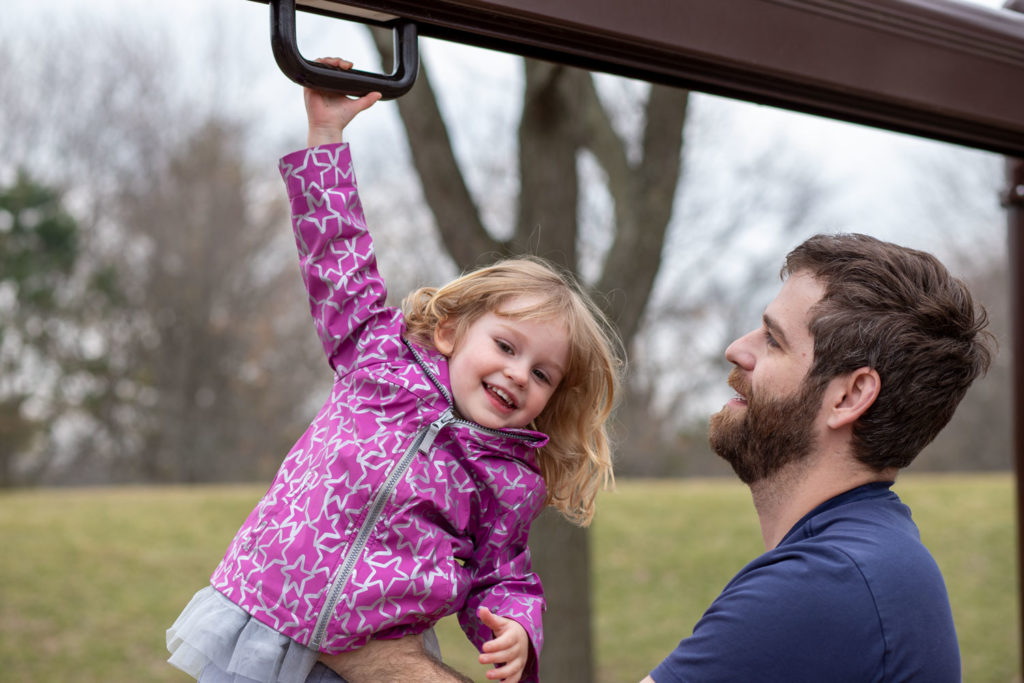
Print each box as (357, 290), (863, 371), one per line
(353, 91), (383, 112)
(314, 57), (354, 69)
(481, 633), (511, 653)
(479, 648), (512, 664)
(478, 606), (507, 630)
(484, 660), (523, 682)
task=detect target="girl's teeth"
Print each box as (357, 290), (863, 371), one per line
(491, 385), (514, 408)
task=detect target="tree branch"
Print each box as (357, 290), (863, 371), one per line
(578, 75), (632, 214)
(597, 85), (689, 346)
(368, 27), (502, 271)
(514, 60), (585, 271)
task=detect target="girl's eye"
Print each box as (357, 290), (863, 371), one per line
(496, 339), (513, 354)
(532, 368), (550, 384)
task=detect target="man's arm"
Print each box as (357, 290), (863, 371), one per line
(318, 633), (473, 683)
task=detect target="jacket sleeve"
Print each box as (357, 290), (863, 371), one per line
(458, 486), (546, 683)
(278, 143), (393, 374)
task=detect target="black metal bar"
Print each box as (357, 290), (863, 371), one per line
(268, 0), (418, 99)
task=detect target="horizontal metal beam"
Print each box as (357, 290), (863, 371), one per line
(260, 0), (1024, 157)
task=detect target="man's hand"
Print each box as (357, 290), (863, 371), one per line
(478, 606), (530, 683)
(303, 58), (382, 148)
(318, 633), (472, 683)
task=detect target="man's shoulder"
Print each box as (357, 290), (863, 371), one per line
(672, 515), (955, 681)
(730, 533), (876, 607)
(726, 495), (941, 614)
(653, 540), (885, 683)
(732, 498), (954, 648)
(794, 490), (940, 578)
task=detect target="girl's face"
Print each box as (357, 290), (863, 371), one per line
(434, 296), (570, 430)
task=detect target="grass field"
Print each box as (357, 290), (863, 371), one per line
(0, 474), (1016, 682)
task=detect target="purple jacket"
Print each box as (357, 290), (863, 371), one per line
(210, 144), (547, 677)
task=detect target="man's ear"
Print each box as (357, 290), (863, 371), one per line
(433, 319), (456, 356)
(826, 367), (880, 429)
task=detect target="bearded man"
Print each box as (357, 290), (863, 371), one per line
(643, 232), (992, 683)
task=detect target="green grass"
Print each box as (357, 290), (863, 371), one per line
(0, 475), (1016, 682)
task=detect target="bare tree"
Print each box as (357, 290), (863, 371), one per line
(367, 29), (836, 680)
(370, 35), (682, 680)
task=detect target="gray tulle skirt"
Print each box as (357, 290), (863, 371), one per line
(167, 586), (321, 683)
(167, 586), (441, 683)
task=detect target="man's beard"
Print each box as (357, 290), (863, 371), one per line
(709, 368), (825, 485)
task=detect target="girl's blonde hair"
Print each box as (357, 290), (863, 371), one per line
(402, 257), (624, 527)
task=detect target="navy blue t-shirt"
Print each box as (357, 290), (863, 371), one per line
(651, 482), (960, 683)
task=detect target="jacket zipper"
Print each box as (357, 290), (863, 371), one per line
(310, 407), (455, 650)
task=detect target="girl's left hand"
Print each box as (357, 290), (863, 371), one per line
(478, 606), (530, 683)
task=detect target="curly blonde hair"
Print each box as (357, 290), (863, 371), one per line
(402, 257), (624, 527)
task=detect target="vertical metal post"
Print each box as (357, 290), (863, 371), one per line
(1002, 3), (1024, 676)
(1003, 5), (1024, 675)
(1010, 156), (1024, 679)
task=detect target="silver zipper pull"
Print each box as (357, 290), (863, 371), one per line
(419, 408), (455, 453)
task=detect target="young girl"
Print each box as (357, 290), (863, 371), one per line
(167, 59), (622, 683)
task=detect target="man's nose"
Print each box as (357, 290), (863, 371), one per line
(724, 328), (758, 370)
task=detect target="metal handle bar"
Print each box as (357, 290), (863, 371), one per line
(269, 0), (419, 100)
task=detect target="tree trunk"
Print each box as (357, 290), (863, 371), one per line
(369, 27), (688, 681)
(369, 29), (503, 268)
(513, 60), (585, 269)
(530, 509), (594, 682)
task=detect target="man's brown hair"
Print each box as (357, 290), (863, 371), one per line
(783, 233), (994, 470)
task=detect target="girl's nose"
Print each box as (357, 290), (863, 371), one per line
(724, 328), (758, 371)
(505, 361), (528, 386)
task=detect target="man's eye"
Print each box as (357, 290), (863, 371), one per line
(764, 331), (780, 348)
